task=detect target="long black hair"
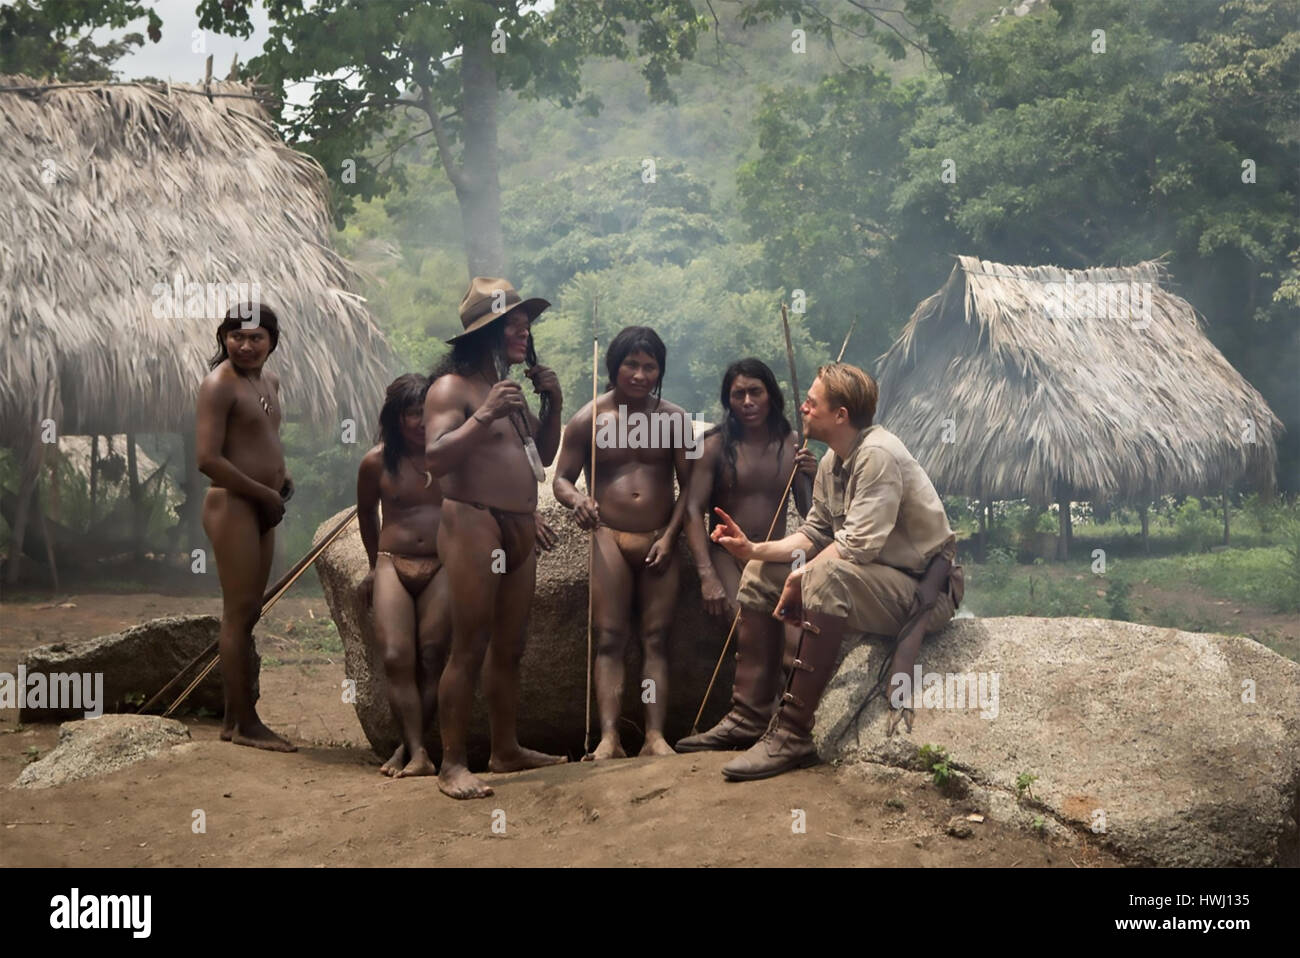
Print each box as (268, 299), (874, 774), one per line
(605, 326), (666, 405)
(208, 302), (281, 370)
(377, 373), (432, 475)
(431, 318), (551, 427)
(708, 358), (793, 488)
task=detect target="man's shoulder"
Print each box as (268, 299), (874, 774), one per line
(654, 398), (689, 418)
(861, 426), (915, 465)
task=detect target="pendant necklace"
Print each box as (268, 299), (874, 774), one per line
(241, 372), (272, 416)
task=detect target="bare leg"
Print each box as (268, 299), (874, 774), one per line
(591, 526), (633, 760)
(637, 548), (681, 757)
(485, 547), (566, 773)
(203, 489), (294, 752)
(435, 502), (499, 799)
(709, 542), (743, 621)
(414, 566), (452, 758)
(372, 557), (433, 778)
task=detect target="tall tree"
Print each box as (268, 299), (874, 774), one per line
(0, 0), (161, 81)
(197, 0), (707, 278)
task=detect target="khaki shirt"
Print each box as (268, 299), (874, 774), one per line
(795, 425), (954, 573)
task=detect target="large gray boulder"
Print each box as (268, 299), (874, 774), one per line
(817, 616), (1300, 867)
(314, 473), (738, 763)
(18, 615), (255, 721)
(13, 714), (191, 789)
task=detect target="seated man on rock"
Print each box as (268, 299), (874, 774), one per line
(708, 362), (963, 781)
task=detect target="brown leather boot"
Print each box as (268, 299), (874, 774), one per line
(722, 609), (849, 781)
(676, 607), (783, 752)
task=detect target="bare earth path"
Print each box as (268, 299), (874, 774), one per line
(1, 593), (1120, 867)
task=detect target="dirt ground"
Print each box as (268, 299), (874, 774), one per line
(0, 592), (1123, 866)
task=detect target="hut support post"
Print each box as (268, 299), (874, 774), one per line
(5, 440), (43, 585)
(1057, 494), (1072, 561)
(1222, 485), (1230, 547)
(977, 498), (987, 562)
(1139, 503), (1150, 554)
(38, 478), (59, 592)
(127, 432), (142, 560)
(89, 435), (99, 522)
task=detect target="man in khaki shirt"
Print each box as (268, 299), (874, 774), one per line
(707, 362), (963, 781)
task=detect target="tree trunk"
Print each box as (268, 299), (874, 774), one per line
(455, 33), (505, 278)
(1139, 503), (1150, 555)
(977, 497), (987, 562)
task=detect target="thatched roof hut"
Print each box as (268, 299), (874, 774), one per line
(875, 256), (1282, 508)
(0, 75), (399, 580)
(0, 74), (397, 446)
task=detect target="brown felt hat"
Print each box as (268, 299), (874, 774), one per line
(447, 276), (550, 344)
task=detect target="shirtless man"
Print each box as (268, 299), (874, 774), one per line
(196, 302), (295, 752)
(554, 326), (693, 760)
(676, 358), (816, 753)
(424, 277), (567, 799)
(357, 373), (450, 778)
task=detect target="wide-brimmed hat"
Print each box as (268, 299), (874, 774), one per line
(447, 276), (550, 344)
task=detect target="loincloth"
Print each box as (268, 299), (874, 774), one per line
(377, 551), (442, 597)
(598, 521), (671, 568)
(443, 496), (536, 572)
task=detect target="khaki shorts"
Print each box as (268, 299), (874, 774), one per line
(736, 554), (962, 638)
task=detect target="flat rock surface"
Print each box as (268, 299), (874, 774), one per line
(817, 616), (1300, 866)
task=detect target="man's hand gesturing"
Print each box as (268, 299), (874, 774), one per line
(710, 506), (753, 561)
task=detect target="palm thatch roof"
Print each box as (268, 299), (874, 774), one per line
(0, 75), (397, 449)
(875, 256), (1282, 504)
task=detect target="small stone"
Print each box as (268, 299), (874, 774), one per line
(946, 816), (973, 839)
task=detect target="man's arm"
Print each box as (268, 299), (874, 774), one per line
(684, 435), (723, 582)
(525, 364), (563, 466)
(552, 404), (599, 527)
(711, 508), (816, 565)
(645, 413), (695, 570)
(833, 447), (903, 566)
(356, 447), (382, 570)
(424, 375), (522, 476)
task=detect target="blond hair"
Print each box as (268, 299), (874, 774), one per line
(815, 363), (877, 428)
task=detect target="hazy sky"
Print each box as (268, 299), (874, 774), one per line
(107, 0), (274, 84)
(104, 0), (554, 106)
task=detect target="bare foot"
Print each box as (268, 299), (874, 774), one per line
(488, 745), (568, 773)
(230, 722), (297, 753)
(380, 744), (407, 777)
(592, 735), (627, 761)
(638, 733), (677, 757)
(397, 747), (438, 778)
(220, 726), (233, 742)
(438, 763), (494, 800)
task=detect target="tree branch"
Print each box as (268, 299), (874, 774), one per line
(421, 88), (466, 193)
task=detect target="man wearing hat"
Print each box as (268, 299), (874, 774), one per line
(424, 277), (567, 799)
